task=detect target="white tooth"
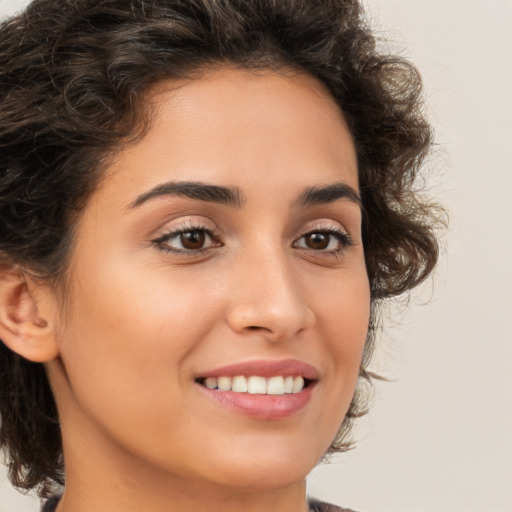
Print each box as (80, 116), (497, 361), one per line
(267, 376), (285, 395)
(284, 376), (294, 394)
(217, 376), (232, 391)
(292, 376), (305, 394)
(232, 375), (248, 393)
(205, 377), (218, 389)
(248, 376), (267, 394)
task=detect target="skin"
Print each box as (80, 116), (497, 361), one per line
(17, 68), (370, 512)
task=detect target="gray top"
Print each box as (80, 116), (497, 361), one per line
(308, 499), (357, 512)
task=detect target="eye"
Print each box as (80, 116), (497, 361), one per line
(152, 227), (221, 253)
(294, 229), (352, 253)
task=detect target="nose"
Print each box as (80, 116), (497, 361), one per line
(225, 250), (316, 342)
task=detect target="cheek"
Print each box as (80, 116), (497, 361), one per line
(313, 267), (371, 406)
(316, 265), (370, 351)
(57, 261), (223, 420)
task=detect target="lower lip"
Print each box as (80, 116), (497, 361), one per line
(197, 383), (316, 420)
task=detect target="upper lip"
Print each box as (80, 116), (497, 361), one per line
(196, 359), (319, 380)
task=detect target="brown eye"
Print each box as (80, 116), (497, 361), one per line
(304, 233), (330, 250)
(180, 230), (206, 250)
(153, 227), (221, 253)
(294, 229), (352, 254)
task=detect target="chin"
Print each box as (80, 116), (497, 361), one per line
(209, 462), (311, 493)
(190, 440), (321, 492)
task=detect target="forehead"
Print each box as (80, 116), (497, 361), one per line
(97, 67), (358, 208)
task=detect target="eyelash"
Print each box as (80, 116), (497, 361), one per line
(152, 224), (353, 256)
(152, 223), (222, 254)
(293, 228), (353, 255)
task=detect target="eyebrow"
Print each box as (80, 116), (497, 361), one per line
(128, 180), (361, 210)
(128, 181), (244, 209)
(295, 182), (361, 208)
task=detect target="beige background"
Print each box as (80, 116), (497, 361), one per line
(1, 0), (511, 510)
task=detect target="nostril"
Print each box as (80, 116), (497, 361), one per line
(246, 325), (274, 332)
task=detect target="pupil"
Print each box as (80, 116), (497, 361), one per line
(181, 230), (205, 249)
(307, 233), (329, 250)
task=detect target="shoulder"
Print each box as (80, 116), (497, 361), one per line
(308, 498), (359, 512)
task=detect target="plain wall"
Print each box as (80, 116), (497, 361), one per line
(1, 0), (511, 510)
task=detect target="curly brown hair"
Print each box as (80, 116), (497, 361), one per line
(0, 0), (439, 498)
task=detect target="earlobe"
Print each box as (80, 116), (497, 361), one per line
(0, 267), (59, 363)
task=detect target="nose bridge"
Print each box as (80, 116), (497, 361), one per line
(226, 238), (315, 340)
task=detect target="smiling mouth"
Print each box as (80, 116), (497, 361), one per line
(195, 375), (313, 395)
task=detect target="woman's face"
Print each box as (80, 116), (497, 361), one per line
(47, 68), (370, 493)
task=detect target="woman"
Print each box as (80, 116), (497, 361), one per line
(0, 1), (439, 511)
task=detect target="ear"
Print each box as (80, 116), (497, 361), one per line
(0, 266), (60, 363)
